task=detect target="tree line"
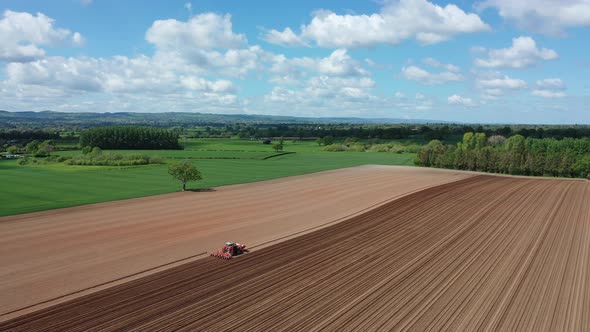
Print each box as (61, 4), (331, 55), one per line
(0, 130), (60, 140)
(226, 124), (590, 141)
(416, 133), (590, 178)
(79, 126), (181, 150)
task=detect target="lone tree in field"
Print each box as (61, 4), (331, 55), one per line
(168, 161), (202, 191)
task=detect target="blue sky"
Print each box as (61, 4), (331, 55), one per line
(1, 0), (589, 123)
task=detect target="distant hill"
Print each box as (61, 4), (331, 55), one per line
(0, 110), (450, 128)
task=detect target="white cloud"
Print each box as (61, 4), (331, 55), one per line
(263, 0), (490, 48)
(265, 87), (298, 103)
(271, 49), (368, 77)
(81, 0), (93, 5)
(394, 91), (405, 98)
(0, 10), (83, 62)
(415, 93), (425, 99)
(532, 90), (566, 98)
(478, 0), (590, 35)
(474, 36), (558, 69)
(146, 13), (246, 50)
(477, 75), (527, 89)
(5, 54), (238, 97)
(484, 88), (503, 96)
(266, 76), (376, 105)
(422, 57), (460, 72)
(533, 78), (566, 98)
(475, 72), (527, 99)
(261, 27), (308, 47)
(536, 78), (565, 89)
(72, 32), (85, 46)
(401, 65), (463, 84)
(181, 77), (236, 93)
(315, 49), (367, 76)
(448, 94), (475, 106)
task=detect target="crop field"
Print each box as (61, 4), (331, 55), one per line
(0, 139), (415, 216)
(1, 167), (589, 331)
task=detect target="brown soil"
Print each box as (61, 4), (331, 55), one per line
(0, 165), (471, 319)
(1, 174), (589, 331)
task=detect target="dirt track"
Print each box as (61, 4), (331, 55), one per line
(2, 175), (588, 331)
(0, 166), (471, 318)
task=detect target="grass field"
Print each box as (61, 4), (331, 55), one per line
(0, 139), (416, 216)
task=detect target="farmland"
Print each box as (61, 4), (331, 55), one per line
(0, 139), (415, 216)
(1, 168), (588, 331)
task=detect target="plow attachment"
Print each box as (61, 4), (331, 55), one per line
(210, 251), (233, 259)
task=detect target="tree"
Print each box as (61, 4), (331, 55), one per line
(416, 140), (444, 167)
(272, 143), (283, 152)
(322, 135), (334, 146)
(488, 135), (506, 146)
(344, 137), (359, 147)
(25, 140), (39, 154)
(91, 147), (102, 155)
(7, 145), (18, 154)
(37, 140), (55, 157)
(168, 161), (202, 191)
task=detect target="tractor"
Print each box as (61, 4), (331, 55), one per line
(210, 242), (247, 259)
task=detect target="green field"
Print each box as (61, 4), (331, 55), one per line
(0, 139), (416, 216)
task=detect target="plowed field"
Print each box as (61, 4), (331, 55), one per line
(2, 174), (589, 331)
(0, 166), (471, 318)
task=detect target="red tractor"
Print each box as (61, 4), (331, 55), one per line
(210, 242), (247, 259)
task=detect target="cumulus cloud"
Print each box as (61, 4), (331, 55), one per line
(476, 72), (527, 99)
(477, 0), (590, 35)
(532, 89), (566, 98)
(180, 77), (236, 93)
(474, 36), (558, 69)
(422, 57), (460, 72)
(0, 10), (84, 62)
(536, 78), (565, 89)
(448, 94), (475, 106)
(266, 76), (376, 105)
(477, 75), (527, 89)
(263, 0), (490, 48)
(401, 65), (463, 84)
(5, 53), (239, 98)
(146, 13), (246, 50)
(532, 78), (566, 98)
(261, 27), (308, 47)
(271, 49), (368, 78)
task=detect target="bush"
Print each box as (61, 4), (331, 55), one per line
(403, 144), (423, 154)
(33, 149), (49, 157)
(65, 152), (165, 166)
(348, 143), (366, 152)
(17, 156), (44, 165)
(323, 144), (347, 152)
(56, 156), (72, 162)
